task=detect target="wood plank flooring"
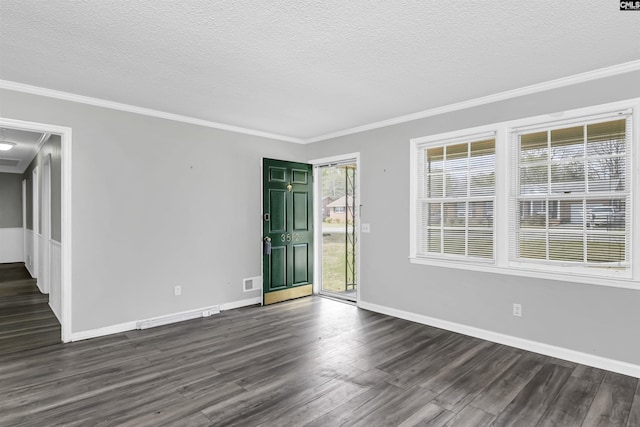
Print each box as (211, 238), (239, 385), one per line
(0, 296), (637, 426)
(0, 263), (61, 354)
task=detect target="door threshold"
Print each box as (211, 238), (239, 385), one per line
(265, 284), (313, 305)
(318, 292), (357, 306)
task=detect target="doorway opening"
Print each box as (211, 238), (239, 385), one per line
(313, 153), (360, 303)
(0, 117), (72, 344)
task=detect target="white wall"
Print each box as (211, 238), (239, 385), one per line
(0, 227), (23, 263)
(0, 89), (306, 333)
(24, 228), (34, 274)
(3, 69), (640, 374)
(306, 70), (640, 370)
(50, 240), (62, 320)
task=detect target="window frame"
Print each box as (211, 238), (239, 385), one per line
(510, 113), (632, 272)
(409, 98), (640, 290)
(413, 132), (497, 262)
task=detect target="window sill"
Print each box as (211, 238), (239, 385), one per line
(409, 256), (640, 290)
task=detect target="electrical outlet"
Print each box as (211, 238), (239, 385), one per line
(361, 223), (371, 233)
(174, 286), (182, 296)
(513, 303), (522, 317)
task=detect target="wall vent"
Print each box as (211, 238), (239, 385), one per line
(243, 276), (262, 292)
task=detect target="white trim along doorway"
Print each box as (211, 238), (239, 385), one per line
(0, 117), (73, 343)
(42, 154), (52, 295)
(311, 153), (361, 304)
(32, 166), (39, 281)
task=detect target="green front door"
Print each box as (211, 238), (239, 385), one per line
(263, 159), (314, 305)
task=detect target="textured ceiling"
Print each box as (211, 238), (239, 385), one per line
(1, 1), (639, 140)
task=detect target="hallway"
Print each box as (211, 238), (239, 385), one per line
(0, 262), (60, 354)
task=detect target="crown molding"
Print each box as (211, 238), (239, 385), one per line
(19, 132), (50, 174)
(0, 80), (304, 144)
(2, 59), (639, 145)
(305, 59), (640, 143)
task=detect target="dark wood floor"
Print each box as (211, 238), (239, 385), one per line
(0, 296), (638, 426)
(0, 263), (61, 354)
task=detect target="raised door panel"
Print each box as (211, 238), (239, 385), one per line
(269, 246), (287, 290)
(293, 192), (308, 231)
(269, 190), (287, 233)
(291, 168), (308, 184)
(293, 244), (309, 285)
(269, 167), (286, 182)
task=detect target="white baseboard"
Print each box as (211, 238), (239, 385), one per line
(221, 296), (261, 310)
(70, 296), (262, 342)
(358, 300), (640, 379)
(137, 305), (221, 330)
(24, 264), (35, 278)
(71, 321), (137, 342)
(33, 234), (44, 293)
(49, 240), (62, 322)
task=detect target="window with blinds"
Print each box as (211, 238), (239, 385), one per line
(417, 135), (496, 260)
(511, 115), (632, 268)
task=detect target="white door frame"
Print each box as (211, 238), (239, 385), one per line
(310, 152), (361, 304)
(22, 179), (27, 264)
(32, 166), (39, 282)
(42, 154), (52, 294)
(0, 117), (73, 343)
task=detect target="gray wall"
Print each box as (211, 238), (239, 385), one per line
(23, 134), (62, 241)
(0, 172), (22, 228)
(2, 70), (639, 367)
(0, 89), (305, 332)
(306, 70), (640, 366)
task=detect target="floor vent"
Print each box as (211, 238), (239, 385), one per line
(243, 276), (262, 292)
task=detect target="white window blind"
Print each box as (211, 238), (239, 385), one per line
(510, 114), (632, 268)
(417, 135), (496, 260)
